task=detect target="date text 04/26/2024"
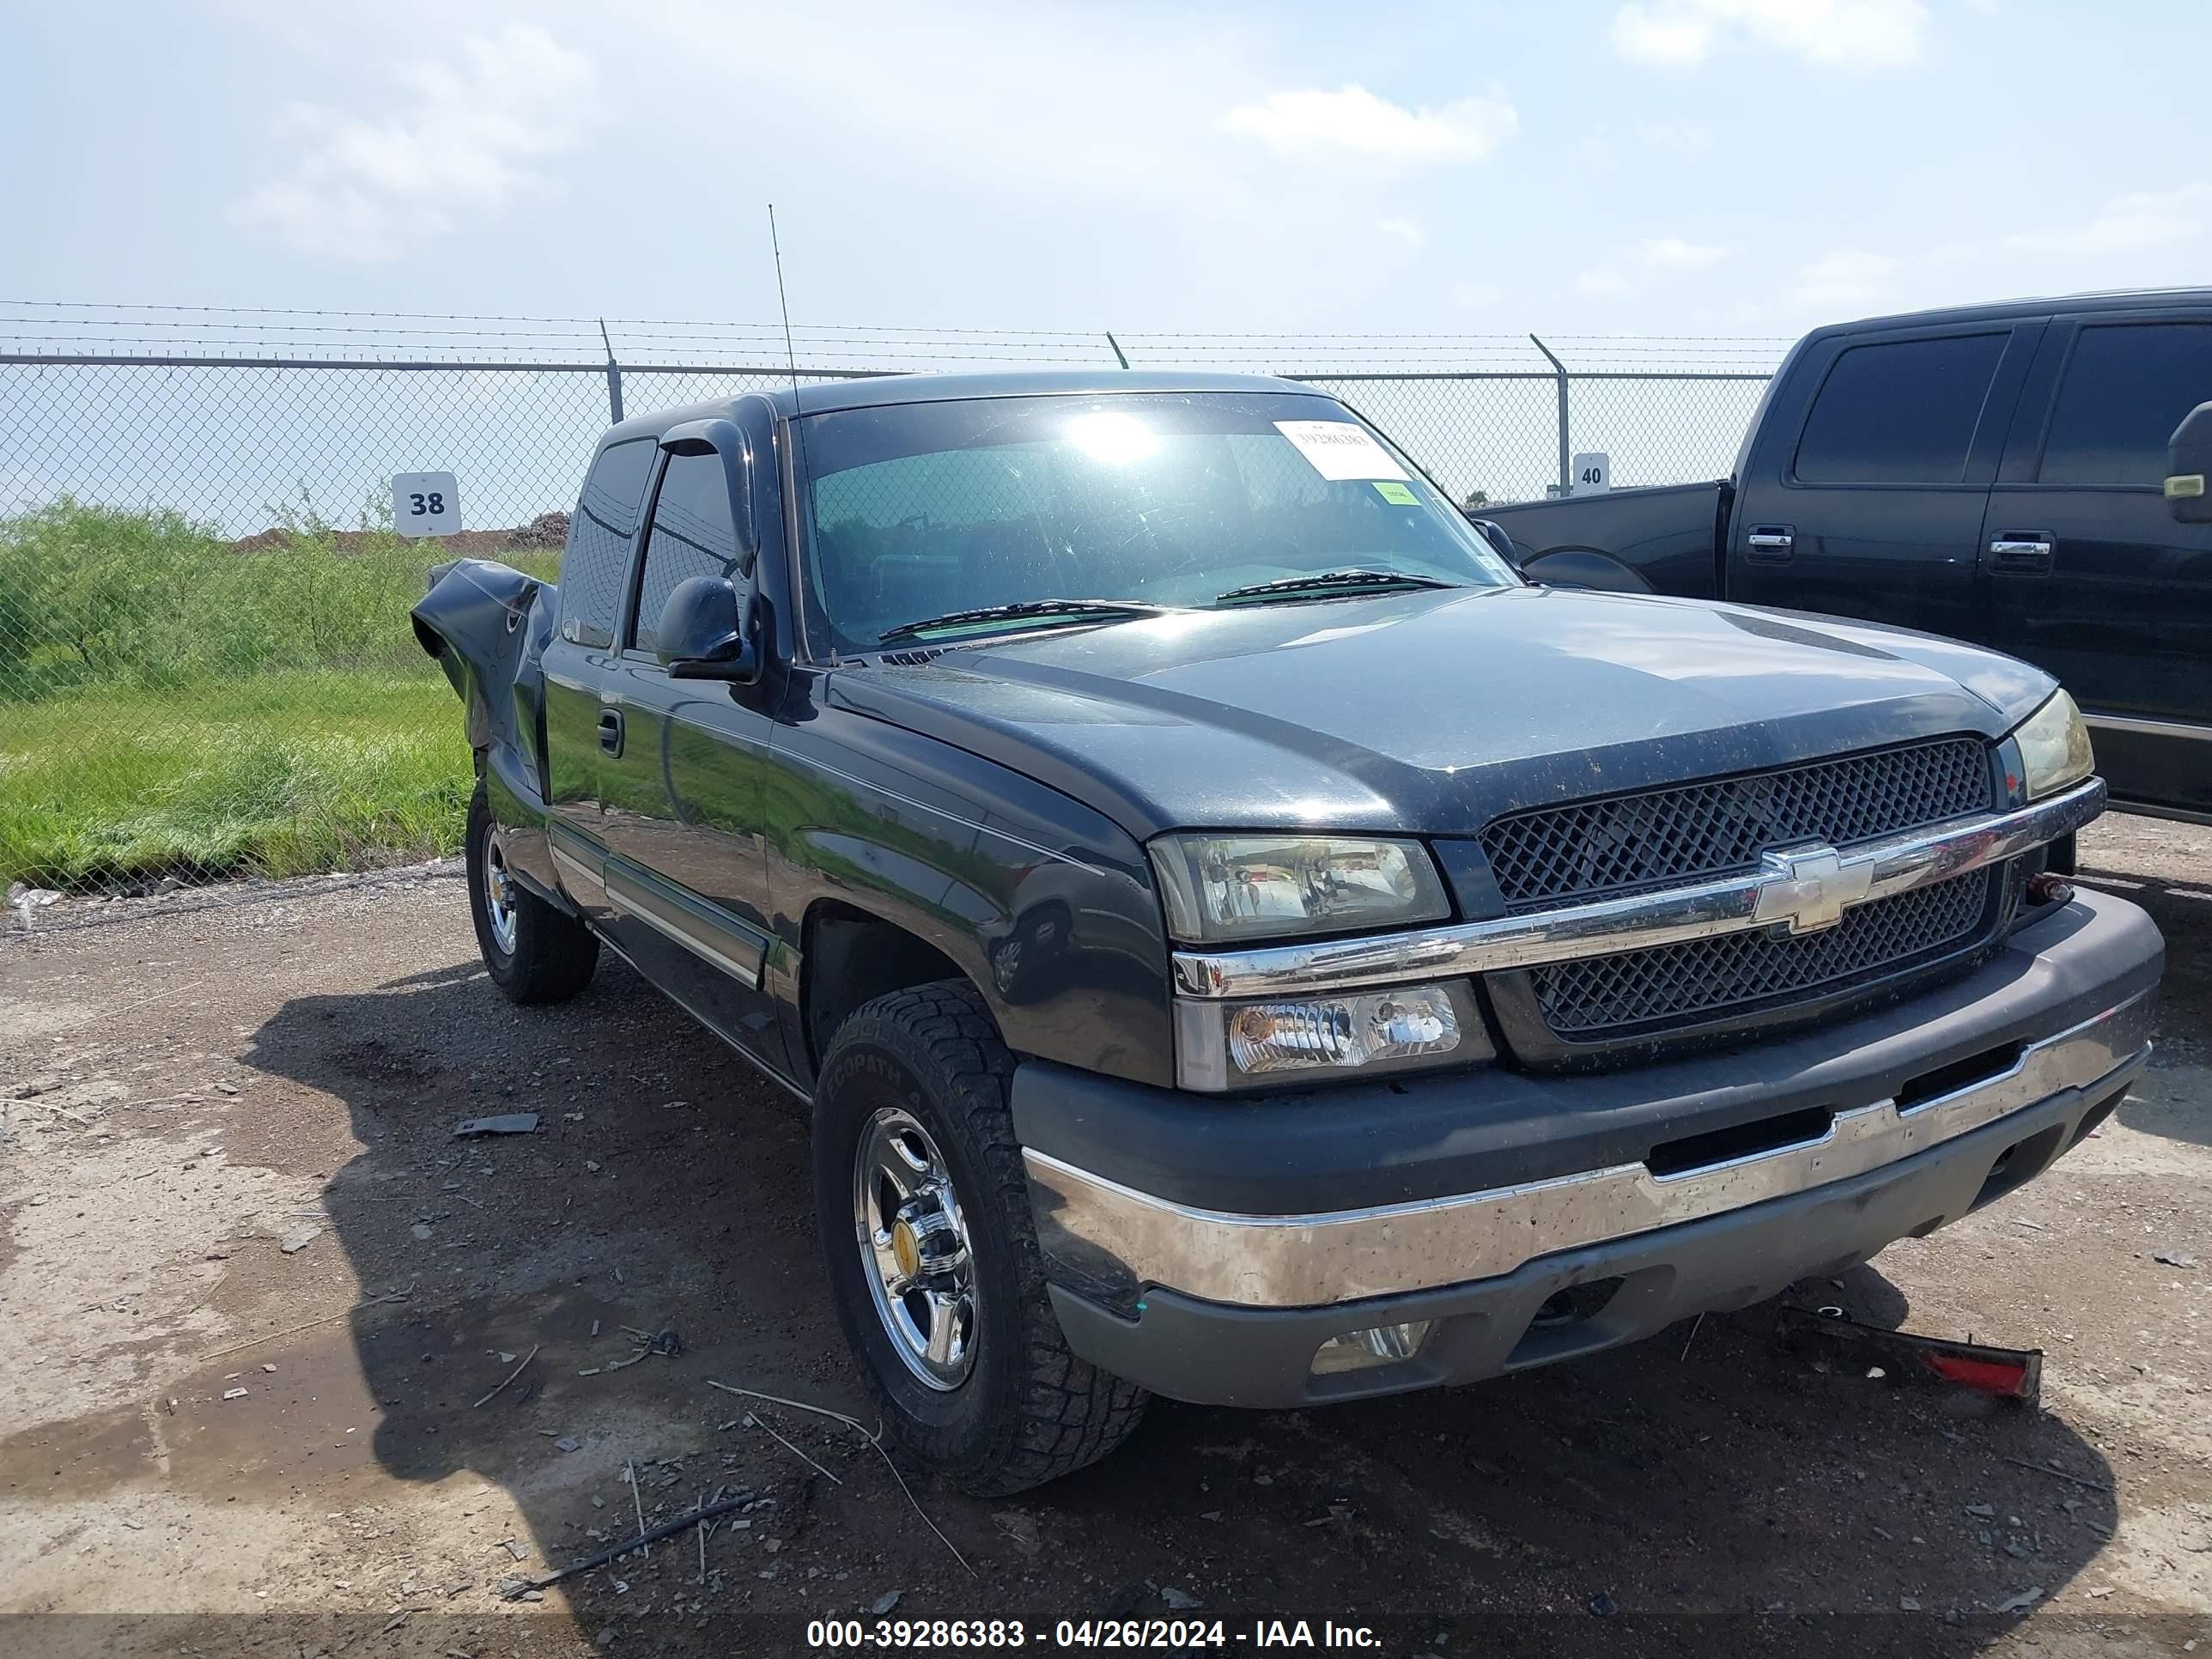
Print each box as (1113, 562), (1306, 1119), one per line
(805, 1619), (1384, 1649)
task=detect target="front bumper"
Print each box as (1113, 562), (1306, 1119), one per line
(1017, 888), (2160, 1407)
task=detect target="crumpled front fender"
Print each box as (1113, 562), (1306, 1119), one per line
(410, 557), (556, 799)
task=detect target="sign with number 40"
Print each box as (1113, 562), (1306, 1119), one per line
(1571, 453), (1610, 495)
(392, 471), (461, 538)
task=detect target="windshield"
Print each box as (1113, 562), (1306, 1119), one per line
(794, 390), (1519, 654)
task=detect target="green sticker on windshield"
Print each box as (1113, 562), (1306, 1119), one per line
(1371, 481), (1419, 505)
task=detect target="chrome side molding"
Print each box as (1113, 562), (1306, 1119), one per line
(1024, 988), (2152, 1310)
(1171, 776), (2105, 1001)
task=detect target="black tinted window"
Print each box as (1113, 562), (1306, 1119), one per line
(561, 438), (656, 647)
(2039, 322), (2212, 487)
(634, 453), (740, 656)
(1795, 333), (2007, 484)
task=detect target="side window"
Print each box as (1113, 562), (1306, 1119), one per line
(1793, 333), (2008, 485)
(2039, 322), (2212, 487)
(633, 452), (741, 657)
(560, 438), (657, 648)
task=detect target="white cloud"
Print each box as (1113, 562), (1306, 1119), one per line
(1611, 0), (1928, 67)
(1218, 84), (1516, 163)
(1375, 216), (1427, 250)
(232, 24), (603, 260)
(1577, 235), (1730, 297)
(1638, 235), (1729, 272)
(1792, 247), (1900, 309)
(2013, 183), (2212, 257)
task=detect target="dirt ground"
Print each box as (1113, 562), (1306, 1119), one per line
(3, 816), (2208, 1658)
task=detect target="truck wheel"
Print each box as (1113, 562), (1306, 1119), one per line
(465, 781), (599, 1006)
(812, 980), (1146, 1495)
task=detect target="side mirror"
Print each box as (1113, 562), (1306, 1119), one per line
(1468, 517), (1522, 568)
(658, 575), (760, 684)
(2167, 402), (2212, 525)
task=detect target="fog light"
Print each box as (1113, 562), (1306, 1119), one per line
(1172, 981), (1488, 1091)
(1310, 1320), (1433, 1376)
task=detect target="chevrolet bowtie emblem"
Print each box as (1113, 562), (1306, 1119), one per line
(1750, 844), (1874, 934)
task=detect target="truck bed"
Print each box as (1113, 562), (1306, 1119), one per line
(1479, 480), (1731, 598)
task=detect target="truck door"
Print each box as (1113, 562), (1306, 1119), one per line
(595, 413), (788, 1075)
(1981, 307), (2212, 816)
(543, 434), (659, 924)
(1727, 322), (2039, 641)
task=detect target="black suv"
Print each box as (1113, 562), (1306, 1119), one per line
(416, 372), (2161, 1493)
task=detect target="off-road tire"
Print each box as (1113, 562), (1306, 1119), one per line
(465, 781), (599, 1006)
(812, 980), (1147, 1495)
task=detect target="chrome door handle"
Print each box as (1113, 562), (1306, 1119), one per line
(1746, 527), (1795, 562)
(1747, 532), (1794, 550)
(1989, 538), (2053, 572)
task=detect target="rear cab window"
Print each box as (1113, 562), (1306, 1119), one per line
(2037, 321), (2212, 486)
(1793, 333), (2008, 484)
(559, 437), (658, 647)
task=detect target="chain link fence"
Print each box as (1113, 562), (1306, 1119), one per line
(0, 308), (1778, 904)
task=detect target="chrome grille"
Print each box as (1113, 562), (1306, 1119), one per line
(1531, 869), (1993, 1039)
(1482, 738), (1993, 911)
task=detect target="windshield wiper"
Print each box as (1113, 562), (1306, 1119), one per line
(875, 599), (1178, 647)
(1211, 568), (1465, 605)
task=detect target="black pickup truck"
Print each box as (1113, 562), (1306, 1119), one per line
(1476, 289), (2212, 822)
(414, 371), (2160, 1495)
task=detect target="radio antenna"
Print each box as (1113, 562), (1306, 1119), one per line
(769, 204), (803, 409)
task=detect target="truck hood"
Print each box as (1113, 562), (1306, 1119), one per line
(823, 584), (2057, 841)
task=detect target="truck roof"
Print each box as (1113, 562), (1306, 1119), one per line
(599, 369), (1318, 445)
(1817, 285), (2212, 338)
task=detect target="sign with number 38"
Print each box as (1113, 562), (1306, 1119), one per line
(392, 471), (461, 538)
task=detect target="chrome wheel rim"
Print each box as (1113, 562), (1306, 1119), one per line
(853, 1108), (978, 1390)
(481, 824), (520, 956)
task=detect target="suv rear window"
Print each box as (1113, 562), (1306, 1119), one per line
(560, 437), (657, 647)
(2039, 321), (2212, 487)
(1794, 333), (2007, 485)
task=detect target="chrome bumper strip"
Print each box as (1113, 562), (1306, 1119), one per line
(1024, 988), (2151, 1309)
(1170, 777), (2105, 1000)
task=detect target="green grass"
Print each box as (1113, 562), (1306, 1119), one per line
(0, 670), (473, 890)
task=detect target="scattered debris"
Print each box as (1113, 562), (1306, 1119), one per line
(554, 1436), (584, 1454)
(1965, 1504), (1997, 1518)
(2154, 1250), (2198, 1270)
(1992, 1588), (2044, 1614)
(453, 1113), (540, 1138)
(410, 1223), (434, 1241)
(471, 1345), (541, 1409)
(1587, 1592), (1617, 1617)
(627, 1460), (649, 1559)
(709, 1380), (975, 1577)
(1679, 1311), (1705, 1363)
(500, 1492), (759, 1600)
(1899, 1596), (1921, 1612)
(2001, 1455), (2112, 1493)
(277, 1223), (324, 1255)
(1161, 1587), (1204, 1611)
(872, 1590), (904, 1615)
(222, 1388), (249, 1401)
(1774, 1306), (2042, 1401)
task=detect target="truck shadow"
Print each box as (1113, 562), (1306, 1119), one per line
(240, 958), (2120, 1650)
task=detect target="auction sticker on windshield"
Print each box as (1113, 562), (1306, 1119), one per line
(1273, 421), (1411, 482)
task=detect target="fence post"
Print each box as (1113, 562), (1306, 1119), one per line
(599, 319), (624, 424)
(1104, 331), (1131, 368)
(1528, 334), (1570, 495)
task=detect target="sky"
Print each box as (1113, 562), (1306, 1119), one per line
(3, 0), (2209, 358)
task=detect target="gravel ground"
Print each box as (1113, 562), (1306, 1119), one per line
(2, 817), (2208, 1657)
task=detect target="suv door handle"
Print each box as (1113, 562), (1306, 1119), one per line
(1988, 535), (2054, 574)
(1746, 526), (1795, 562)
(597, 708), (625, 757)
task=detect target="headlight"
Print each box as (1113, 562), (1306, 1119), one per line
(2013, 690), (2095, 799)
(1148, 833), (1450, 944)
(1172, 981), (1490, 1091)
